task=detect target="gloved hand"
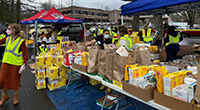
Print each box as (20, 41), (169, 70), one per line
(19, 64), (26, 74)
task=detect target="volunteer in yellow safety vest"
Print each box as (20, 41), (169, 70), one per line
(38, 41), (48, 55)
(57, 30), (62, 43)
(142, 25), (156, 43)
(0, 31), (7, 61)
(94, 24), (103, 38)
(0, 23), (28, 106)
(163, 26), (183, 61)
(116, 25), (133, 51)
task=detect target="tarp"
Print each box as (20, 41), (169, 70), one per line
(20, 10), (48, 24)
(20, 7), (84, 24)
(121, 0), (200, 15)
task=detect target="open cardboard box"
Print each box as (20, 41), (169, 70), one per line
(72, 63), (87, 72)
(154, 90), (193, 110)
(122, 81), (155, 101)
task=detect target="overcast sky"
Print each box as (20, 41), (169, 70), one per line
(38, 0), (130, 10)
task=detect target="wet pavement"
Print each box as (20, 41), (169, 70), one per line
(0, 60), (57, 110)
(180, 37), (200, 45)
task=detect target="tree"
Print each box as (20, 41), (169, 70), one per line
(153, 15), (164, 40)
(39, 0), (56, 10)
(176, 10), (200, 28)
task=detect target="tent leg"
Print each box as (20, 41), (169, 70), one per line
(83, 23), (86, 41)
(121, 15), (124, 25)
(34, 20), (38, 61)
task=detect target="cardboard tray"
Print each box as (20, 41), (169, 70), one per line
(154, 90), (193, 110)
(72, 63), (87, 72)
(122, 81), (155, 101)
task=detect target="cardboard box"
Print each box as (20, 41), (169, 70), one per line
(36, 67), (45, 78)
(36, 56), (45, 67)
(35, 76), (46, 90)
(57, 55), (64, 66)
(154, 90), (193, 110)
(58, 77), (67, 87)
(59, 66), (67, 77)
(47, 78), (59, 91)
(122, 81), (155, 101)
(194, 104), (200, 110)
(47, 66), (59, 79)
(72, 63), (87, 72)
(50, 44), (57, 54)
(44, 54), (53, 66)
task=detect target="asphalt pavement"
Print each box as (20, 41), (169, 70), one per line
(0, 60), (57, 110)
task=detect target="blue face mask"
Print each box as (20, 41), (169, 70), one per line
(104, 35), (110, 39)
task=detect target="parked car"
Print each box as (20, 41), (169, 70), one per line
(29, 25), (53, 35)
(62, 24), (84, 42)
(180, 28), (200, 37)
(89, 27), (96, 33)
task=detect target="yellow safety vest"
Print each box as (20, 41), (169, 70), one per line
(112, 38), (118, 44)
(117, 34), (133, 51)
(142, 28), (153, 42)
(165, 33), (180, 46)
(2, 36), (24, 66)
(57, 31), (62, 40)
(94, 28), (103, 37)
(0, 34), (6, 46)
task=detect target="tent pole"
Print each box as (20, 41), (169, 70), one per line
(26, 25), (29, 41)
(83, 23), (86, 41)
(121, 15), (124, 25)
(34, 20), (38, 61)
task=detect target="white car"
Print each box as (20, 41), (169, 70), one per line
(89, 27), (96, 33)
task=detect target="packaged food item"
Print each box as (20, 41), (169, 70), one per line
(35, 76), (46, 90)
(164, 71), (188, 97)
(116, 46), (129, 57)
(52, 54), (57, 64)
(57, 55), (64, 66)
(50, 44), (57, 54)
(59, 66), (67, 77)
(44, 54), (53, 66)
(47, 78), (59, 91)
(47, 66), (59, 79)
(58, 77), (67, 87)
(188, 82), (196, 103)
(36, 56), (45, 67)
(129, 66), (148, 84)
(36, 67), (45, 78)
(134, 71), (156, 89)
(113, 79), (122, 88)
(57, 49), (63, 56)
(172, 84), (188, 102)
(89, 78), (101, 86)
(155, 66), (168, 93)
(81, 52), (89, 66)
(124, 64), (138, 82)
(57, 43), (61, 50)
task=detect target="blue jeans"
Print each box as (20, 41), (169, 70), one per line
(0, 46), (5, 60)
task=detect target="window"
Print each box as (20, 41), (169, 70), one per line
(66, 11), (72, 14)
(74, 10), (79, 14)
(62, 12), (66, 15)
(94, 13), (98, 16)
(88, 12), (93, 15)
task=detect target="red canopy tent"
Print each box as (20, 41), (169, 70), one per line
(20, 10), (48, 24)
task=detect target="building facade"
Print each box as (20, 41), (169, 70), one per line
(58, 6), (168, 24)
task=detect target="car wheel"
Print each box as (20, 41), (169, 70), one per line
(181, 32), (187, 38)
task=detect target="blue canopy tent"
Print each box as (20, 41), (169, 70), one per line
(121, 0), (200, 15)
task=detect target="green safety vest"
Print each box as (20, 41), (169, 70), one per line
(0, 34), (6, 46)
(142, 28), (153, 42)
(94, 28), (103, 37)
(117, 34), (133, 51)
(165, 33), (180, 46)
(2, 36), (24, 66)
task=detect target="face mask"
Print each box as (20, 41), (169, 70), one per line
(117, 32), (119, 35)
(104, 35), (110, 39)
(41, 44), (45, 47)
(6, 30), (12, 35)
